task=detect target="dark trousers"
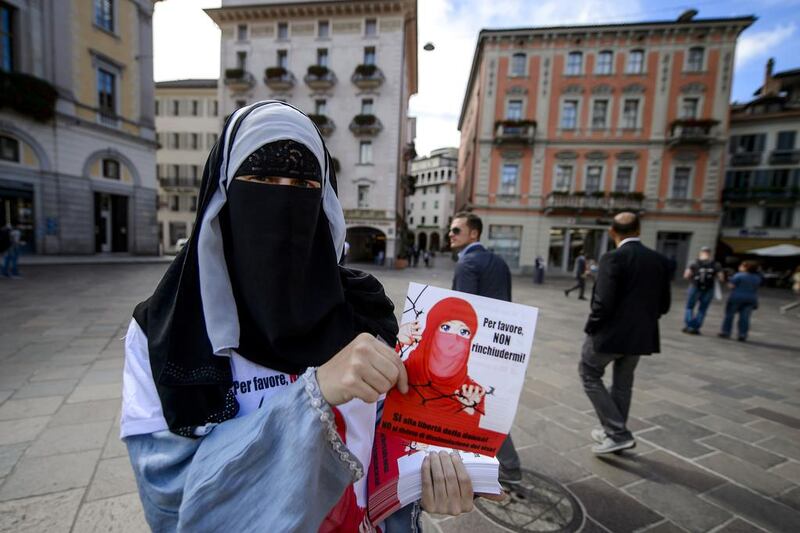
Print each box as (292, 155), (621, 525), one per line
(566, 278), (585, 298)
(721, 299), (755, 339)
(497, 434), (520, 473)
(579, 336), (640, 442)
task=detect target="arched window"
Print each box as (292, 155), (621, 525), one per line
(0, 135), (20, 162)
(566, 52), (583, 75)
(102, 158), (120, 180)
(595, 50), (613, 75)
(687, 47), (704, 72)
(626, 49), (645, 74)
(510, 53), (526, 76)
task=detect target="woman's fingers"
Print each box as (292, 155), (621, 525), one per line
(438, 451), (462, 515)
(430, 452), (447, 512)
(421, 455), (435, 511)
(451, 453), (474, 512)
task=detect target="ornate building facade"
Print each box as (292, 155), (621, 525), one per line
(205, 0), (417, 263)
(457, 13), (754, 273)
(0, 0), (158, 255)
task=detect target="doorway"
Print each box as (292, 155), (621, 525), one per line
(0, 182), (35, 254)
(656, 232), (691, 278)
(94, 192), (129, 253)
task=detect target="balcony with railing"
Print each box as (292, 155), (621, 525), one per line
(349, 114), (383, 136)
(769, 149), (800, 165)
(264, 67), (295, 91)
(494, 120), (536, 145)
(729, 151), (762, 167)
(159, 177), (202, 189)
(351, 64), (385, 89)
(667, 118), (719, 146)
(544, 191), (645, 214)
(224, 68), (255, 92)
(304, 65), (336, 90)
(308, 114), (335, 136)
(722, 186), (800, 202)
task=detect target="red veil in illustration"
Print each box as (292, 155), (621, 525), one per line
(400, 297), (485, 428)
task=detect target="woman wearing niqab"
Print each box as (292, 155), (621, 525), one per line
(121, 101), (409, 531)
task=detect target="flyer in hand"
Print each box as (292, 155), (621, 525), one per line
(381, 283), (539, 456)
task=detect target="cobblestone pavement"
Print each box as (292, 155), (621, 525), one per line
(0, 262), (798, 532)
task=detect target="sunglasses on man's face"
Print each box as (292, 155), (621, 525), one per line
(448, 227), (461, 235)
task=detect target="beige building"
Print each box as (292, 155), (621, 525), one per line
(457, 13), (754, 273)
(205, 0), (417, 263)
(721, 59), (800, 258)
(155, 79), (220, 253)
(406, 147), (457, 252)
(0, 0), (159, 254)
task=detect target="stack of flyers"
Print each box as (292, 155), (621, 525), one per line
(367, 430), (501, 525)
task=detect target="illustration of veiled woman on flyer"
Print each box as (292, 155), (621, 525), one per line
(394, 297), (486, 427)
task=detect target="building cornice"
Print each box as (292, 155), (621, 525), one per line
(205, 0), (413, 23)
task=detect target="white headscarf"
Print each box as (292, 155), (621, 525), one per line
(197, 101), (347, 356)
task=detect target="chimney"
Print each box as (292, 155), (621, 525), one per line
(763, 58), (779, 96)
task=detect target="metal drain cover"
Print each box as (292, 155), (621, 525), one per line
(475, 469), (584, 532)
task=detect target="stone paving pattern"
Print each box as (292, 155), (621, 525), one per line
(0, 262), (798, 532)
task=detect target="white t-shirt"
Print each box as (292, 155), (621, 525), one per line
(120, 318), (375, 507)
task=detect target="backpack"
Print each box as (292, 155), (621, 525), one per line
(694, 261), (716, 291)
(0, 227), (10, 254)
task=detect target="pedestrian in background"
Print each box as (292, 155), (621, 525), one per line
(580, 212), (671, 454)
(719, 260), (762, 342)
(533, 256), (545, 285)
(1, 223), (23, 279)
(449, 211), (523, 485)
(779, 265), (800, 314)
(682, 246), (723, 335)
(564, 250), (587, 300)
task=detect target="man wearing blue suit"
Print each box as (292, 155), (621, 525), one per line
(449, 212), (522, 485)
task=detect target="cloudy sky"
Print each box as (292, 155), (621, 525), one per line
(154, 0), (800, 156)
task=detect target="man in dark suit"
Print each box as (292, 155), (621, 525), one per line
(449, 212), (522, 484)
(580, 212), (671, 454)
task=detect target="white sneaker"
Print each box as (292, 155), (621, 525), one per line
(592, 437), (636, 455)
(590, 429), (606, 444)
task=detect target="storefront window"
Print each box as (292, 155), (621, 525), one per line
(488, 225), (521, 269)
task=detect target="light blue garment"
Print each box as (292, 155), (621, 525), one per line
(125, 371), (359, 532)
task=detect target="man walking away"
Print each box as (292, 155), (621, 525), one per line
(683, 246), (723, 334)
(565, 251), (587, 300)
(580, 212), (671, 454)
(449, 212), (523, 484)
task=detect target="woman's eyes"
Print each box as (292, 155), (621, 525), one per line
(459, 328), (471, 337)
(291, 179), (315, 188)
(439, 323), (470, 337)
(440, 324), (451, 332)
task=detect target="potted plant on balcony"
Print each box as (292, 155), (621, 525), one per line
(354, 64), (378, 77)
(0, 71), (58, 122)
(307, 65), (330, 78)
(590, 190), (606, 198)
(225, 68), (245, 80)
(265, 66), (288, 79)
(626, 191), (645, 201)
(353, 114), (377, 126)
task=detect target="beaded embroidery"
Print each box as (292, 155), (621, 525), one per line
(301, 368), (364, 481)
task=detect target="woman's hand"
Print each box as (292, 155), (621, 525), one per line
(397, 320), (422, 346)
(317, 333), (408, 406)
(421, 451), (474, 515)
(420, 451), (508, 516)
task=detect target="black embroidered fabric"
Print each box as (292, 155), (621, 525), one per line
(233, 140), (322, 182)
